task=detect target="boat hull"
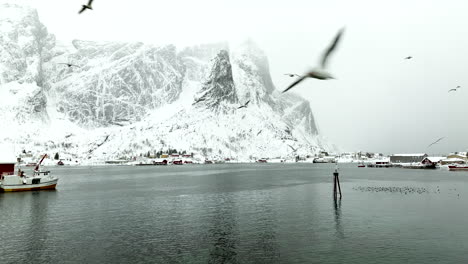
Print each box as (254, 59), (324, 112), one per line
(1, 179), (58, 192)
(448, 166), (468, 171)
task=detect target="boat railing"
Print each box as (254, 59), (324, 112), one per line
(33, 170), (51, 176)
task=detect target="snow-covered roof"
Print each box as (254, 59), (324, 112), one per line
(392, 153), (427, 157)
(0, 145), (17, 164)
(369, 157), (390, 162)
(425, 157), (445, 162)
(442, 158), (465, 162)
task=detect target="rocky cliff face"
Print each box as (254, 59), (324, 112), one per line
(48, 41), (186, 126)
(195, 50), (238, 111)
(0, 3), (333, 161)
(0, 3), (52, 133)
(231, 40), (275, 105)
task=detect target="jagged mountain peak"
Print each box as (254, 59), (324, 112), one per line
(231, 40), (275, 106)
(195, 50), (238, 111)
(0, 2), (54, 86)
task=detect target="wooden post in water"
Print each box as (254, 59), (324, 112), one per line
(333, 162), (342, 200)
(333, 170), (337, 200)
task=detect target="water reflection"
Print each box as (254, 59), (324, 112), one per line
(26, 191), (57, 263)
(208, 194), (239, 264)
(0, 190), (57, 263)
(245, 192), (279, 263)
(333, 199), (344, 239)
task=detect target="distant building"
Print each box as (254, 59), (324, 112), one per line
(447, 152), (468, 161)
(390, 153), (427, 164)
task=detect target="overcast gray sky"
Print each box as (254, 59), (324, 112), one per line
(8, 0), (468, 154)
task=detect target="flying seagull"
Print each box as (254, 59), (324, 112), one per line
(282, 28), (345, 93)
(238, 100), (250, 109)
(427, 137), (444, 148)
(59, 63), (79, 68)
(284, 73), (301, 78)
(79, 0), (94, 14)
(288, 145), (298, 152)
(404, 56), (413, 60)
(449, 86), (461, 92)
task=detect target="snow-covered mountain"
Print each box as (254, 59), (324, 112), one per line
(0, 3), (335, 162)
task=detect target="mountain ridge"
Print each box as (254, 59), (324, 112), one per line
(0, 3), (336, 161)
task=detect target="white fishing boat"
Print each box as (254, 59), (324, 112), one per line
(1, 154), (58, 192)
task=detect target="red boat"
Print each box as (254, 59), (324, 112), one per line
(448, 165), (468, 171)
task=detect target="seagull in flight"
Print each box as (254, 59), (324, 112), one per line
(79, 0), (94, 14)
(448, 86), (461, 92)
(238, 100), (250, 109)
(288, 145), (298, 152)
(284, 73), (301, 78)
(282, 28), (345, 93)
(58, 63), (79, 68)
(404, 56), (413, 60)
(427, 137), (444, 148)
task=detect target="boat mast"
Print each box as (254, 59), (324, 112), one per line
(34, 154), (48, 171)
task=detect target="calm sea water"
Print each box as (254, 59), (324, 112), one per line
(1, 163), (468, 264)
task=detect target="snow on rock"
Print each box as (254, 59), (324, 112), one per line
(231, 39), (275, 105)
(0, 3), (55, 86)
(0, 3), (336, 162)
(49, 41), (185, 127)
(195, 50), (238, 111)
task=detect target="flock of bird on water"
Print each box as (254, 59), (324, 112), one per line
(70, 0), (458, 149)
(353, 186), (460, 198)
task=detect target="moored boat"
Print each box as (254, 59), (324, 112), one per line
(448, 165), (468, 171)
(401, 163), (436, 169)
(1, 154), (59, 192)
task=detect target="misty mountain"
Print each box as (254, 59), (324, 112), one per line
(0, 3), (334, 161)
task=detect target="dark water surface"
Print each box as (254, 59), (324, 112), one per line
(1, 163), (468, 263)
